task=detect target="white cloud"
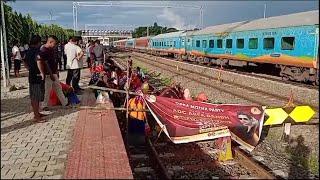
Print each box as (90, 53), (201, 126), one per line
(157, 8), (197, 30)
(157, 8), (185, 30)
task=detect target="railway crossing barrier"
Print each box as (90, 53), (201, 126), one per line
(263, 91), (316, 142)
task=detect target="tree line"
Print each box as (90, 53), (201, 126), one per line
(2, 2), (75, 47)
(132, 22), (178, 38)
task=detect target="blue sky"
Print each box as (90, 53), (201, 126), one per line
(7, 1), (319, 30)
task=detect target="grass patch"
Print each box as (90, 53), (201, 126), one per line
(160, 77), (172, 86)
(309, 153), (319, 176)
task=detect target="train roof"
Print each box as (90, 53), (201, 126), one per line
(192, 21), (245, 36)
(135, 36), (152, 40)
(114, 39), (128, 42)
(192, 10), (319, 36)
(152, 31), (185, 39)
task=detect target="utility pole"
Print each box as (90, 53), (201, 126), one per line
(147, 26), (149, 37)
(49, 10), (53, 32)
(1, 27), (6, 87)
(1, 0), (10, 87)
(264, 3), (267, 19)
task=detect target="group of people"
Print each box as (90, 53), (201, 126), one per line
(8, 38), (80, 78)
(23, 35), (84, 123)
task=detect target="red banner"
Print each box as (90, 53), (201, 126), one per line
(144, 95), (265, 152)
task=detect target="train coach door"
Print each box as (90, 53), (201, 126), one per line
(186, 37), (192, 52)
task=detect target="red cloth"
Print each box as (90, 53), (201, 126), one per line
(90, 65), (104, 73)
(49, 82), (72, 106)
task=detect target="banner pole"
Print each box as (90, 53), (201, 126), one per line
(282, 90), (295, 142)
(154, 126), (164, 144)
(126, 57), (129, 143)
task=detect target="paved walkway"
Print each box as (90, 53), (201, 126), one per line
(64, 91), (133, 179)
(1, 68), (90, 179)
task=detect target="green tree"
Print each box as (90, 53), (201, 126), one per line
(2, 2), (76, 47)
(132, 22), (178, 38)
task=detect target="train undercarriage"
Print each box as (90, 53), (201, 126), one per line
(118, 47), (319, 85)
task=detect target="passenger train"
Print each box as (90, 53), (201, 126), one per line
(114, 10), (319, 85)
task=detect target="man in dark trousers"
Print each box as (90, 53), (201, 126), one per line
(65, 37), (84, 94)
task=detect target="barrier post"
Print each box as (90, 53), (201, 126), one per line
(282, 90), (295, 142)
(217, 64), (223, 82)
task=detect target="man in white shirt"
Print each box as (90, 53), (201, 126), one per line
(65, 37), (84, 94)
(12, 40), (22, 77)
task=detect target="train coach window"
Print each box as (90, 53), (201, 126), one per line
(209, 40), (214, 48)
(249, 38), (258, 49)
(217, 39), (223, 48)
(281, 37), (295, 50)
(174, 41), (176, 47)
(202, 40), (207, 48)
(226, 39), (232, 48)
(263, 38), (274, 49)
(237, 39), (244, 49)
(196, 40), (200, 47)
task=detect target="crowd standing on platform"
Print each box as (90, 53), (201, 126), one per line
(9, 34), (86, 123)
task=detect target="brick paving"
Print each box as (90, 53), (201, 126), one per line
(1, 68), (91, 179)
(64, 90), (133, 179)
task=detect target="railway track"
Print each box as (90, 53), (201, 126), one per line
(148, 138), (275, 179)
(112, 95), (276, 179)
(133, 52), (318, 104)
(109, 56), (277, 179)
(109, 50), (318, 178)
(114, 52), (318, 122)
